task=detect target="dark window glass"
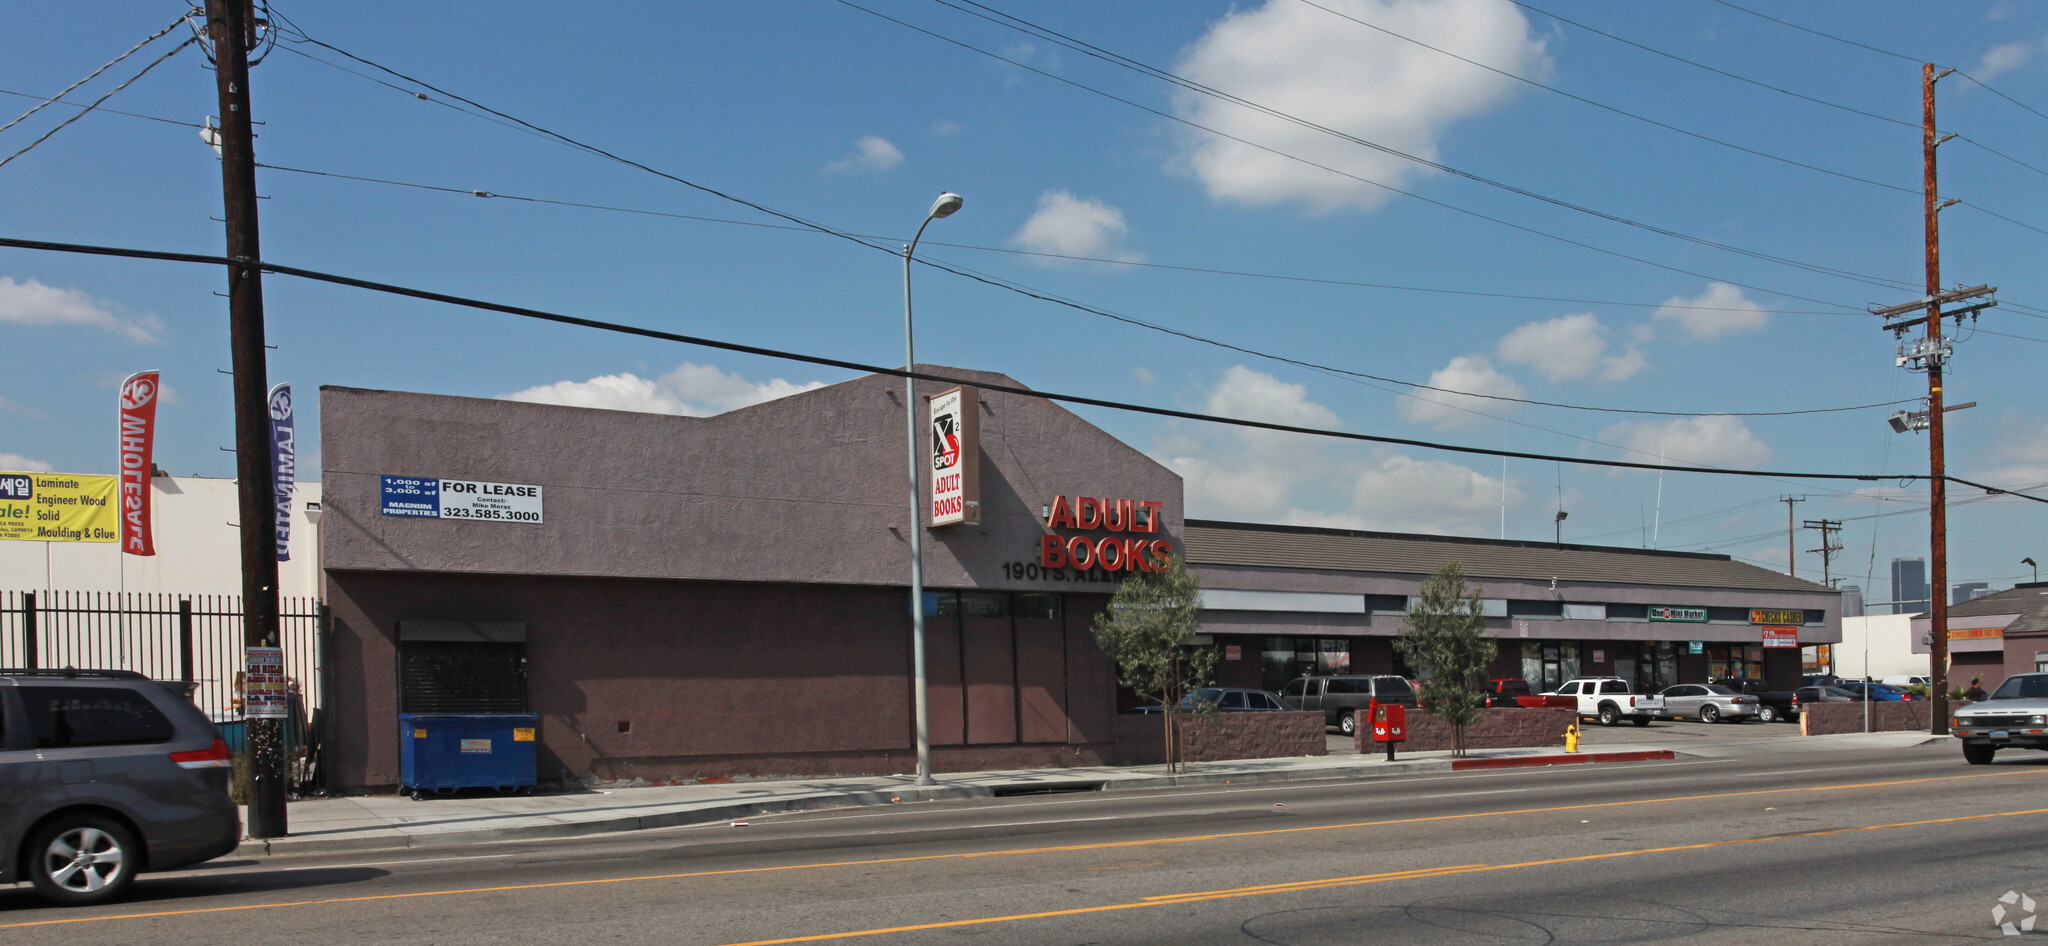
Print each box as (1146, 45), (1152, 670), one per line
(1221, 691), (1246, 709)
(1606, 604), (1650, 620)
(1992, 676), (2048, 700)
(1326, 677), (1365, 695)
(960, 593), (1008, 618)
(933, 592), (960, 616)
(1375, 677), (1413, 697)
(19, 686), (174, 748)
(1507, 600), (1564, 618)
(1281, 679), (1306, 700)
(1704, 685), (1736, 695)
(1705, 607), (1749, 623)
(1802, 609), (1826, 625)
(1249, 693), (1279, 710)
(1365, 594), (1409, 614)
(1600, 680), (1628, 694)
(1013, 593), (1060, 621)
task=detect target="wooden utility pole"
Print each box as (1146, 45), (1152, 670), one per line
(206, 0), (286, 837)
(1780, 496), (1804, 578)
(1922, 63), (1951, 736)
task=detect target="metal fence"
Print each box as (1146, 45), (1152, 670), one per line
(0, 590), (327, 725)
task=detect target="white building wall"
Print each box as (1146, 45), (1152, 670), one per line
(1836, 614), (1919, 680)
(0, 475), (323, 598)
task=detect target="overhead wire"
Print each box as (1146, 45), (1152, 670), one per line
(898, 0), (1918, 298)
(0, 34), (199, 171)
(14, 232), (2048, 503)
(0, 14), (193, 136)
(0, 87), (200, 129)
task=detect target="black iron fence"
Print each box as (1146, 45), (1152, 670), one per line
(0, 590), (327, 726)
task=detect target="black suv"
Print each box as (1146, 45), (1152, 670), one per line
(1279, 675), (1418, 736)
(1, 670), (240, 905)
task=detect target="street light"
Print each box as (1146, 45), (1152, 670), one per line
(903, 191), (962, 787)
(1553, 509), (1568, 545)
(2026, 557), (2039, 583)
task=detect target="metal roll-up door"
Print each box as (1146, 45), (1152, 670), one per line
(397, 621), (528, 714)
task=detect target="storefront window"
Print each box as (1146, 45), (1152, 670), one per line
(1013, 593), (1060, 621)
(1520, 642), (1582, 692)
(1259, 636), (1354, 691)
(959, 593), (1008, 618)
(1708, 644), (1764, 682)
(1318, 638), (1351, 675)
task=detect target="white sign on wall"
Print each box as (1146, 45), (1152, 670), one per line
(928, 387), (979, 526)
(380, 476), (544, 523)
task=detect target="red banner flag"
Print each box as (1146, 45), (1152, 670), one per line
(118, 370), (160, 556)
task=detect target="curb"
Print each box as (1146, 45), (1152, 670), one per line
(1450, 750), (1677, 771)
(237, 748), (1695, 857)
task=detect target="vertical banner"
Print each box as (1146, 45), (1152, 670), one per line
(117, 370), (161, 556)
(268, 382), (294, 562)
(928, 386), (980, 526)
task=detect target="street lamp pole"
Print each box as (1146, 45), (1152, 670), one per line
(903, 191), (962, 788)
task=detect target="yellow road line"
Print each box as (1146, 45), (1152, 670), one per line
(713, 806), (2048, 946)
(0, 768), (2035, 931)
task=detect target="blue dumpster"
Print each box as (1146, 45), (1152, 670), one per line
(398, 713), (539, 798)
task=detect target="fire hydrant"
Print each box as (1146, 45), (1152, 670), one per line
(1564, 719), (1581, 754)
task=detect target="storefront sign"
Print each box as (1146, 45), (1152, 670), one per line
(117, 370), (160, 556)
(380, 476), (543, 522)
(928, 387), (980, 526)
(1750, 608), (1804, 625)
(1225, 645), (1242, 661)
(1592, 649), (1606, 663)
(1687, 640), (1704, 654)
(244, 646), (287, 719)
(1038, 495), (1172, 575)
(269, 383), (294, 562)
(1516, 620), (1530, 638)
(1650, 606), (1706, 622)
(1760, 626), (1799, 648)
(1949, 626), (2004, 641)
(0, 472), (118, 543)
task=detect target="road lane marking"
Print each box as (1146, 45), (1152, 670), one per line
(710, 806), (2048, 945)
(2, 767), (2036, 931)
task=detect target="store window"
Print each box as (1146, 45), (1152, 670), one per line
(1519, 641), (1580, 692)
(1609, 641), (1677, 693)
(1707, 644), (1764, 682)
(1259, 637), (1354, 691)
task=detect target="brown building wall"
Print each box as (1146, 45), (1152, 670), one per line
(328, 570), (1120, 791)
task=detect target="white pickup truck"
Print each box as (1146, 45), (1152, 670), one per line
(1548, 676), (1665, 727)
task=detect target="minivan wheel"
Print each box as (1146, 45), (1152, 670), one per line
(29, 816), (138, 906)
(1338, 711), (1357, 737)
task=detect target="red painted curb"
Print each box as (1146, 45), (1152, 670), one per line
(1449, 750), (1676, 770)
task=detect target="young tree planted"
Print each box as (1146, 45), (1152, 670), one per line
(1091, 555), (1212, 773)
(1394, 559), (1492, 757)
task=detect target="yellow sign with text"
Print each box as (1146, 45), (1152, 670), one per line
(1750, 609), (1805, 625)
(0, 471), (119, 543)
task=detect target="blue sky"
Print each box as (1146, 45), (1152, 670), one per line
(4, 0), (2046, 607)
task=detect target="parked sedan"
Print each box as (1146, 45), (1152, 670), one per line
(1794, 685), (1860, 709)
(1132, 687), (1293, 714)
(1658, 683), (1761, 722)
(1836, 681), (1915, 701)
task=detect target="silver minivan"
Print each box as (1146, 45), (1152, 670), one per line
(1, 670), (241, 905)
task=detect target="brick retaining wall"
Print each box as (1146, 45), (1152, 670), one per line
(1112, 711), (1326, 766)
(1801, 701), (1933, 735)
(1354, 707), (1574, 753)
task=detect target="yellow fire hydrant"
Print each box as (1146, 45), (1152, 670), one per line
(1564, 719), (1581, 754)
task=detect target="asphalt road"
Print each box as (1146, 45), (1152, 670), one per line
(4, 739), (2043, 945)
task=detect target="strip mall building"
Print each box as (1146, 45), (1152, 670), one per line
(320, 367), (1840, 791)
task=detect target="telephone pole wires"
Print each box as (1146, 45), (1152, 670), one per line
(1803, 519), (1843, 589)
(1780, 496), (1804, 578)
(205, 0), (286, 837)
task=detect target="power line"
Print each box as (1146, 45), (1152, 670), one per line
(0, 14), (192, 136)
(15, 232), (2047, 503)
(0, 35), (198, 171)
(0, 87), (199, 129)
(900, 0), (1917, 297)
(1287, 0), (1919, 195)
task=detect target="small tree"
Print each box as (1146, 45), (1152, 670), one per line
(1394, 559), (1493, 757)
(1092, 555), (1212, 773)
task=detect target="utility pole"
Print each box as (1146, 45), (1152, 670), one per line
(1803, 519), (1843, 589)
(1779, 496), (1804, 578)
(1869, 67), (1998, 738)
(206, 0), (286, 837)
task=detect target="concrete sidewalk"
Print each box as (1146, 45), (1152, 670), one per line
(237, 731), (1947, 857)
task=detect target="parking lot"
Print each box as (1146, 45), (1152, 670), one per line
(1325, 713), (1815, 754)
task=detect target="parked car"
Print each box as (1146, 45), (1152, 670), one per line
(1794, 685), (1860, 710)
(1480, 678), (1531, 708)
(1133, 687), (1293, 714)
(1658, 683), (1760, 723)
(1836, 681), (1915, 702)
(1881, 675), (1932, 688)
(1545, 677), (1665, 727)
(1, 669), (240, 906)
(1802, 673), (1844, 688)
(1726, 679), (1798, 722)
(1280, 675), (1416, 736)
(1953, 672), (2048, 764)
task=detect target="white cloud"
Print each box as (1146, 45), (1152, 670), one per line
(1133, 367), (1157, 385)
(0, 277), (162, 342)
(1975, 35), (2046, 80)
(1011, 190), (1144, 263)
(1397, 355), (1524, 430)
(0, 452), (54, 472)
(931, 120), (963, 137)
(1169, 0), (1547, 213)
(1652, 282), (1767, 340)
(1600, 415), (1773, 469)
(504, 363), (824, 417)
(1159, 366), (1517, 534)
(824, 135), (903, 172)
(1496, 313), (1645, 383)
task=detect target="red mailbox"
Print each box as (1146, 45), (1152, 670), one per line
(1370, 701), (1407, 743)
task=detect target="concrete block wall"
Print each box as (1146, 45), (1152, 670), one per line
(1111, 711), (1326, 766)
(1355, 707), (1574, 753)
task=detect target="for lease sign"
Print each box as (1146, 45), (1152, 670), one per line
(380, 476), (543, 523)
